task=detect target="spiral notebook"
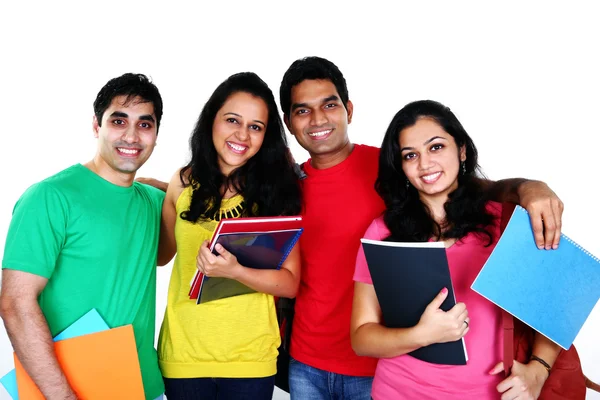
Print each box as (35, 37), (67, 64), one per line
(471, 205), (600, 349)
(189, 216), (303, 304)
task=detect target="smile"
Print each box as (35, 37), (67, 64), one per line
(308, 129), (332, 139)
(116, 147), (141, 156)
(226, 141), (248, 154)
(421, 172), (442, 183)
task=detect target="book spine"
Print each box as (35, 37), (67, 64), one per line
(277, 229), (303, 269)
(561, 233), (600, 263)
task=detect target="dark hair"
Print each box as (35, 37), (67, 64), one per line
(93, 73), (163, 133)
(181, 72), (301, 222)
(279, 56), (349, 116)
(376, 100), (495, 245)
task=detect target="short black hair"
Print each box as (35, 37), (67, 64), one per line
(279, 56), (349, 116)
(93, 73), (163, 132)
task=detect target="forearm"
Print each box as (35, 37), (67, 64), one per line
(2, 302), (76, 399)
(351, 322), (424, 358)
(478, 177), (528, 204)
(234, 266), (299, 298)
(531, 333), (561, 368)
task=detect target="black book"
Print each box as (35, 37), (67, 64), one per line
(360, 238), (468, 365)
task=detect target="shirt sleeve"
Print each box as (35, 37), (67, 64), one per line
(2, 182), (69, 279)
(353, 217), (387, 284)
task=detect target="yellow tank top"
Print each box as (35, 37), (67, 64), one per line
(158, 187), (279, 378)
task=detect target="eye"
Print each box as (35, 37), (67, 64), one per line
(431, 143), (444, 151)
(112, 119), (125, 126)
(249, 124), (262, 131)
(324, 103), (336, 109)
(403, 152), (417, 161)
(139, 122), (153, 129)
(295, 109), (308, 115)
(226, 117), (239, 124)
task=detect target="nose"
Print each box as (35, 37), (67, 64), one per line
(418, 152), (433, 170)
(310, 108), (328, 127)
(235, 126), (250, 141)
(122, 126), (140, 144)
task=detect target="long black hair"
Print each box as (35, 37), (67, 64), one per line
(181, 72), (301, 222)
(376, 100), (495, 244)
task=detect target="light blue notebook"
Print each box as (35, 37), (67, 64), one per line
(471, 205), (600, 350)
(0, 309), (109, 399)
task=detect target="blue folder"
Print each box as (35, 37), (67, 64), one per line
(471, 205), (600, 349)
(0, 309), (109, 399)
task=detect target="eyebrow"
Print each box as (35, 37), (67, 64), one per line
(224, 112), (265, 127)
(109, 111), (155, 123)
(291, 95), (341, 112)
(400, 136), (448, 152)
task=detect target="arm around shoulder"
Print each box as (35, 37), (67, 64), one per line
(157, 169), (187, 266)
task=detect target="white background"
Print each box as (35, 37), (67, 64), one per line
(0, 1), (598, 399)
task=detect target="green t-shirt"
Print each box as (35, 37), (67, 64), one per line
(2, 164), (165, 399)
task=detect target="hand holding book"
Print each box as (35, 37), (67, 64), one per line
(416, 287), (470, 346)
(197, 241), (244, 280)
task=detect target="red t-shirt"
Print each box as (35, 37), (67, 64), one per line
(291, 144), (385, 376)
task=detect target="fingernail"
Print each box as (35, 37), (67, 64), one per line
(553, 244), (559, 250)
(537, 244), (544, 249)
(441, 287), (448, 294)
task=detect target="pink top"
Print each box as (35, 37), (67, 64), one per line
(354, 202), (504, 399)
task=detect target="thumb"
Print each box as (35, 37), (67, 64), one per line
(426, 287), (449, 311)
(488, 361), (504, 375)
(214, 243), (230, 259)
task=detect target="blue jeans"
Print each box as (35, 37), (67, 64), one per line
(163, 376), (275, 400)
(289, 357), (373, 400)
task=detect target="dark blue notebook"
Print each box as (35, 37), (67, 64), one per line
(360, 239), (468, 365)
(471, 205), (600, 349)
(190, 216), (303, 304)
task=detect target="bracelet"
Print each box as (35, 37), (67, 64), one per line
(530, 355), (551, 375)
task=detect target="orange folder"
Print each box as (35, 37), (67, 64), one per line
(14, 325), (145, 399)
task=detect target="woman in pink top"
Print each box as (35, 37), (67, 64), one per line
(351, 100), (561, 400)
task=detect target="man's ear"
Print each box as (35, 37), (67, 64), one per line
(92, 115), (100, 138)
(284, 114), (293, 134)
(346, 100), (354, 124)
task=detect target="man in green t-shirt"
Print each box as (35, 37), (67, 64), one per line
(0, 73), (166, 400)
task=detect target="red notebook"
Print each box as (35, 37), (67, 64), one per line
(189, 215), (303, 304)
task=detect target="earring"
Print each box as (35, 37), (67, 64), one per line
(406, 179), (410, 189)
(461, 161), (466, 175)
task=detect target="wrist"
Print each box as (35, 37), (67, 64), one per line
(411, 323), (431, 348)
(529, 354), (551, 381)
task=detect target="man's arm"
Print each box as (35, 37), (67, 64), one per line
(0, 270), (77, 400)
(478, 178), (564, 250)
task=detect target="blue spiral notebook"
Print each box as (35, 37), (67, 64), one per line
(471, 205), (600, 349)
(189, 216), (303, 304)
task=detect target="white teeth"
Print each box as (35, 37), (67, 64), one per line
(118, 148), (139, 154)
(422, 172), (441, 182)
(227, 142), (247, 151)
(308, 130), (331, 137)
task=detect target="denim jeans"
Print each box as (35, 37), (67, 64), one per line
(288, 357), (373, 400)
(163, 375), (275, 400)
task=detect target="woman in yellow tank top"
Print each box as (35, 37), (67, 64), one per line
(156, 72), (302, 400)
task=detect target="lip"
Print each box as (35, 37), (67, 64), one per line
(115, 147), (142, 158)
(226, 141), (249, 154)
(307, 128), (333, 141)
(420, 171), (442, 184)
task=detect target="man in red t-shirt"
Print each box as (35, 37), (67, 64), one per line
(278, 56), (565, 399)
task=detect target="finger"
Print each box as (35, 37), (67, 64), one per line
(425, 287), (449, 311)
(540, 207), (557, 250)
(457, 310), (469, 324)
(497, 375), (521, 394)
(461, 317), (470, 331)
(527, 207), (545, 249)
(447, 302), (467, 318)
(489, 361), (504, 375)
(551, 199), (563, 249)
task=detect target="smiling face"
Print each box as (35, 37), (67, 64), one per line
(212, 91), (268, 176)
(285, 79), (353, 160)
(400, 117), (466, 204)
(93, 95), (157, 183)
